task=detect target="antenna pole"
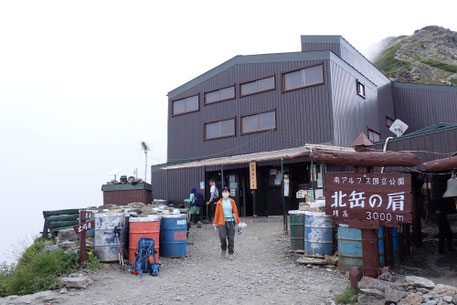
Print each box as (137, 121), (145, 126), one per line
(144, 150), (148, 183)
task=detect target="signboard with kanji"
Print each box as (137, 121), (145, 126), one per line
(73, 220), (95, 234)
(325, 173), (412, 228)
(249, 162), (257, 190)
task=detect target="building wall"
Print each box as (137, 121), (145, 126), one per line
(167, 60), (334, 162)
(151, 167), (204, 204)
(103, 189), (152, 205)
(372, 127), (457, 171)
(392, 82), (457, 132)
(330, 60), (382, 146)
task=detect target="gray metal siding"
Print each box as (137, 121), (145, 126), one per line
(372, 127), (457, 171)
(393, 83), (457, 132)
(330, 60), (382, 146)
(301, 42), (341, 57)
(151, 167), (204, 204)
(167, 60), (334, 162)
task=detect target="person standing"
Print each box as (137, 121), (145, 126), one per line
(213, 187), (241, 260)
(188, 187), (202, 227)
(430, 195), (455, 254)
(206, 179), (219, 222)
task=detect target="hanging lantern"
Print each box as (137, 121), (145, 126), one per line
(443, 171), (457, 198)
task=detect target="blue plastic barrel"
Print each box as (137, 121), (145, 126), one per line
(304, 212), (333, 257)
(378, 226), (384, 267)
(337, 226), (363, 272)
(393, 227), (400, 265)
(160, 214), (187, 257)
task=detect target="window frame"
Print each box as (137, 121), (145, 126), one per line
(386, 116), (394, 128)
(356, 80), (366, 99)
(367, 127), (381, 142)
(240, 109), (277, 135)
(203, 116), (237, 141)
(203, 84), (236, 105)
(239, 75), (276, 97)
(281, 63), (324, 93)
(171, 94), (200, 117)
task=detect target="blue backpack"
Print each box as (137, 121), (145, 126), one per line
(194, 192), (204, 207)
(131, 237), (161, 278)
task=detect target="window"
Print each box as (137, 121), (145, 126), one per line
(204, 86), (235, 104)
(283, 64), (323, 91)
(367, 128), (381, 142)
(241, 110), (276, 134)
(386, 116), (394, 128)
(356, 80), (366, 98)
(172, 95), (199, 115)
(205, 118), (236, 140)
(240, 76), (275, 96)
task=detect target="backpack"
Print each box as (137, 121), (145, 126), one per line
(194, 192), (204, 207)
(131, 237), (161, 278)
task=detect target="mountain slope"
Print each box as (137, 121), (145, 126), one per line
(373, 26), (457, 86)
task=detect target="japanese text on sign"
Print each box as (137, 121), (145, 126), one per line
(73, 220), (95, 234)
(325, 173), (412, 226)
(249, 162), (257, 190)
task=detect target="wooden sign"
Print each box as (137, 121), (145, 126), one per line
(325, 173), (412, 228)
(249, 162), (257, 190)
(74, 211), (93, 265)
(73, 220), (95, 234)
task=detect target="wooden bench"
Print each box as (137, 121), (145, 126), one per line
(42, 209), (82, 238)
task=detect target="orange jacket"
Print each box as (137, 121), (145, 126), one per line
(213, 198), (241, 226)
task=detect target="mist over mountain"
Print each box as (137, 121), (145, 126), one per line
(373, 26), (457, 86)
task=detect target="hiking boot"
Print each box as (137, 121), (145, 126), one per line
(221, 250), (226, 257)
(228, 254), (234, 260)
(197, 221), (202, 228)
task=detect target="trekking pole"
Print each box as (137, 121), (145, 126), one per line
(114, 226), (125, 270)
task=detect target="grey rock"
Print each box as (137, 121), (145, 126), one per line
(384, 286), (408, 303)
(45, 244), (60, 251)
(59, 287), (68, 294)
(360, 288), (385, 298)
(357, 294), (387, 305)
(57, 228), (79, 242)
(358, 276), (392, 292)
(60, 275), (94, 289)
(453, 294), (457, 304)
(405, 275), (435, 289)
(398, 292), (423, 305)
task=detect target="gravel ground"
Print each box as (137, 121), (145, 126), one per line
(59, 218), (347, 305)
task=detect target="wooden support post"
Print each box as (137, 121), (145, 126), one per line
(79, 211), (87, 266)
(402, 223), (411, 256)
(361, 229), (380, 278)
(384, 227), (394, 267)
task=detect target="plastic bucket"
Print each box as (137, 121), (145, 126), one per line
(289, 210), (305, 251)
(94, 213), (126, 262)
(337, 226), (363, 272)
(129, 215), (161, 264)
(304, 212), (333, 257)
(160, 214), (187, 257)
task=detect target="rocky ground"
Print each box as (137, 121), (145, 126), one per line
(1, 218), (348, 305)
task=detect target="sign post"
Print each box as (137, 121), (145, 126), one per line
(325, 172), (412, 277)
(249, 162), (257, 217)
(73, 211), (94, 265)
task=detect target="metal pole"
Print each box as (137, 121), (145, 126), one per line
(221, 165), (224, 188)
(242, 175), (247, 217)
(281, 158), (288, 235)
(145, 151), (148, 183)
(310, 150), (316, 200)
(166, 170), (169, 204)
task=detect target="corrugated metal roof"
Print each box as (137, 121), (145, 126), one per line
(393, 81), (457, 93)
(160, 144), (353, 170)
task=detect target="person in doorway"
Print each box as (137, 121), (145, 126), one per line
(188, 187), (201, 227)
(206, 179), (219, 222)
(430, 194), (455, 254)
(213, 187), (241, 260)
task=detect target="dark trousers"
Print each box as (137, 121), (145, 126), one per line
(207, 203), (216, 222)
(191, 212), (201, 224)
(219, 221), (235, 255)
(435, 214), (453, 252)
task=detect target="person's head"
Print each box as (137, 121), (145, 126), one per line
(190, 187), (196, 194)
(222, 187), (230, 199)
(209, 179), (215, 186)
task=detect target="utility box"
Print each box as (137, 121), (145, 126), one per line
(101, 182), (152, 205)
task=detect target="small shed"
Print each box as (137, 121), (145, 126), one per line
(101, 182), (152, 205)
